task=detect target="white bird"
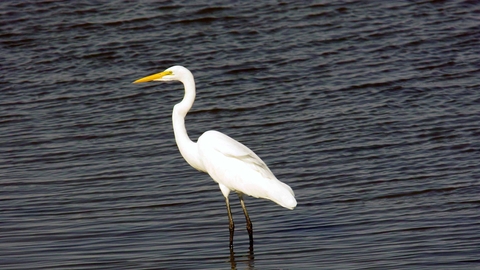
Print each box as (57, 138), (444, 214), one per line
(133, 66), (296, 247)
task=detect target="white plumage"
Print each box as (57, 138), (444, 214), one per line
(133, 66), (296, 246)
(198, 130), (296, 209)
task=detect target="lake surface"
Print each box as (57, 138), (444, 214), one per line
(1, 0), (479, 269)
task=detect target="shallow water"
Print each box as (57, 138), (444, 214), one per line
(1, 0), (480, 269)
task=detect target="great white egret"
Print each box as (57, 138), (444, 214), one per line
(133, 66), (296, 247)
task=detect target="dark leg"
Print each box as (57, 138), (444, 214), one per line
(225, 196), (234, 247)
(238, 194), (253, 246)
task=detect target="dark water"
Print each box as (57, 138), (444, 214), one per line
(1, 0), (480, 269)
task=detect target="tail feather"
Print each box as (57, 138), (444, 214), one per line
(268, 181), (297, 210)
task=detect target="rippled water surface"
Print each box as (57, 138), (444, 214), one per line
(1, 1), (480, 269)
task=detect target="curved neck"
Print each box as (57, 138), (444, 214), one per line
(172, 75), (205, 172)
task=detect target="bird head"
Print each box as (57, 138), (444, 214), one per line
(133, 66), (190, 83)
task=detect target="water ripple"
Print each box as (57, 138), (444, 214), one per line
(1, 0), (480, 269)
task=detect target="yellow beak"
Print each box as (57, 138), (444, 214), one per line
(133, 70), (172, 83)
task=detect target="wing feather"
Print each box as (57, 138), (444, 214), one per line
(199, 130), (275, 178)
(197, 130), (296, 209)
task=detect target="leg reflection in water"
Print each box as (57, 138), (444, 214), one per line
(229, 243), (254, 270)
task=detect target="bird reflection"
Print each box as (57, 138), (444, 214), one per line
(229, 244), (254, 270)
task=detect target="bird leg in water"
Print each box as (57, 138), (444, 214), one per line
(225, 196), (235, 247)
(239, 194), (253, 246)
